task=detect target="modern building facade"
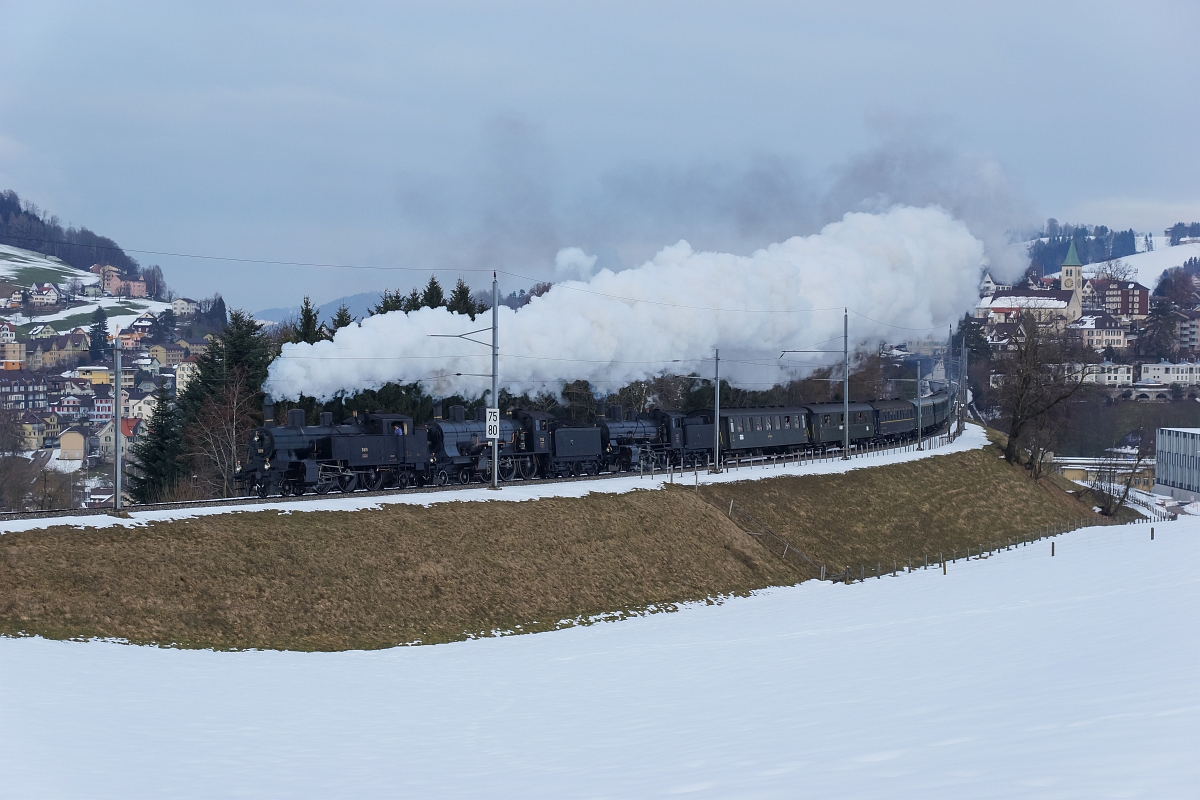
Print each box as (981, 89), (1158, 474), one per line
(1154, 427), (1200, 502)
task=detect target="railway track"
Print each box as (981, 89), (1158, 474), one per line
(1, 426), (960, 525)
(0, 463), (694, 523)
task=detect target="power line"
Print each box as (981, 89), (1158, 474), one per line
(2, 232), (955, 326)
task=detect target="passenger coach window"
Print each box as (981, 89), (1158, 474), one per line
(736, 419), (743, 433)
(755, 417), (763, 431)
(764, 417), (772, 431)
(823, 415), (830, 425)
(775, 416), (782, 430)
(729, 420), (735, 433)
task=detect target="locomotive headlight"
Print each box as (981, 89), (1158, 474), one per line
(264, 459), (271, 470)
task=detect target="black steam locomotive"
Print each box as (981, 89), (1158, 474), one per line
(237, 391), (953, 497)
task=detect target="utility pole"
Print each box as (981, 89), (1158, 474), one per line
(916, 357), (923, 451)
(712, 348), (721, 473)
(842, 308), (850, 460)
(114, 338), (122, 510)
(490, 272), (499, 490)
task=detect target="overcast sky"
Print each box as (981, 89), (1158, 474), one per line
(1, 1), (1197, 312)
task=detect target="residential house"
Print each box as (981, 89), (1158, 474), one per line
(0, 371), (48, 411)
(1141, 360), (1200, 386)
(28, 324), (59, 338)
(979, 271), (1011, 297)
(18, 412), (45, 450)
(27, 283), (61, 306)
(172, 297), (200, 317)
(1068, 312), (1128, 352)
(1080, 361), (1134, 387)
(95, 417), (144, 459)
(94, 264), (147, 297)
(175, 354), (200, 394)
(0, 321), (24, 369)
(122, 389), (156, 421)
(148, 342), (185, 367)
(1175, 310), (1200, 354)
(21, 333), (89, 370)
(76, 365), (112, 385)
(179, 337), (209, 356)
(50, 393), (85, 420)
(1081, 279), (1151, 319)
(88, 385), (114, 425)
(59, 427), (87, 460)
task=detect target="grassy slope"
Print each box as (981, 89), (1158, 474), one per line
(0, 437), (1104, 651)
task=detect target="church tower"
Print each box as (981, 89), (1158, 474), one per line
(1061, 240), (1082, 293)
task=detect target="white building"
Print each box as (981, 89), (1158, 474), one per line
(1082, 361), (1133, 386)
(1155, 427), (1200, 502)
(1140, 360), (1200, 386)
(172, 297), (200, 317)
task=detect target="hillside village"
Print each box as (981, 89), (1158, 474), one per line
(975, 234), (1200, 398)
(0, 243), (227, 508)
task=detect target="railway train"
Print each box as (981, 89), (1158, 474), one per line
(237, 391), (953, 497)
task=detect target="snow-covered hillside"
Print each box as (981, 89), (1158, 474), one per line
(0, 243), (97, 286)
(0, 514), (1194, 799)
(0, 243), (170, 339)
(1103, 237), (1200, 290)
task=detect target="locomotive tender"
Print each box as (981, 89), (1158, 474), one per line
(238, 391), (952, 497)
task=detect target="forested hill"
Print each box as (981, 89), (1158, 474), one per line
(0, 189), (140, 274)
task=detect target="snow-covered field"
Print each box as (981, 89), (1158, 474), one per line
(0, 243), (170, 336)
(0, 243), (98, 285)
(1105, 237), (1200, 290)
(0, 424), (988, 534)
(1, 513), (1195, 799)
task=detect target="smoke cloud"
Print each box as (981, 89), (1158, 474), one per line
(264, 206), (984, 402)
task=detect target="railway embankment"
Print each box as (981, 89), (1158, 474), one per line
(0, 430), (1106, 651)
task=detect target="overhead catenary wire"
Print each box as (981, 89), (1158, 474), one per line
(2, 232), (950, 331)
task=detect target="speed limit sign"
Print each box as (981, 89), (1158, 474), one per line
(485, 407), (500, 439)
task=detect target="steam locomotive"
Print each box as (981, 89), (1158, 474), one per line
(237, 392), (953, 497)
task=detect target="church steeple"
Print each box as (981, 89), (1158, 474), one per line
(1061, 240), (1082, 293)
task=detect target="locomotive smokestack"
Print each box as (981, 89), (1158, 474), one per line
(596, 403), (607, 420)
(433, 403), (443, 420)
(263, 399), (275, 428)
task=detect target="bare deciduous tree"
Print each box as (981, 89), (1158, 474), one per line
(994, 312), (1098, 466)
(1088, 428), (1151, 518)
(187, 368), (259, 497)
(1094, 258), (1135, 282)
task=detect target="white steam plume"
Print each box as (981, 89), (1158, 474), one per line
(264, 206), (984, 402)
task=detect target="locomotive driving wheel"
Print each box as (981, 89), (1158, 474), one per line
(255, 480), (271, 498)
(314, 479), (334, 495)
(337, 472), (357, 493)
(365, 469), (387, 491)
(519, 457), (537, 480)
(498, 456), (517, 481)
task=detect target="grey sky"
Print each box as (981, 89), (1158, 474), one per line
(1, 0), (1197, 311)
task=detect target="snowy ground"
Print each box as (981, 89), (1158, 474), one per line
(1, 513), (1195, 799)
(0, 243), (98, 285)
(0, 424), (989, 534)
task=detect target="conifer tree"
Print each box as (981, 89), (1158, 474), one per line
(420, 275), (445, 309)
(88, 306), (109, 362)
(330, 303), (354, 331)
(401, 287), (423, 312)
(128, 385), (185, 503)
(446, 278), (477, 319)
(371, 289), (405, 316)
(297, 296), (321, 343)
